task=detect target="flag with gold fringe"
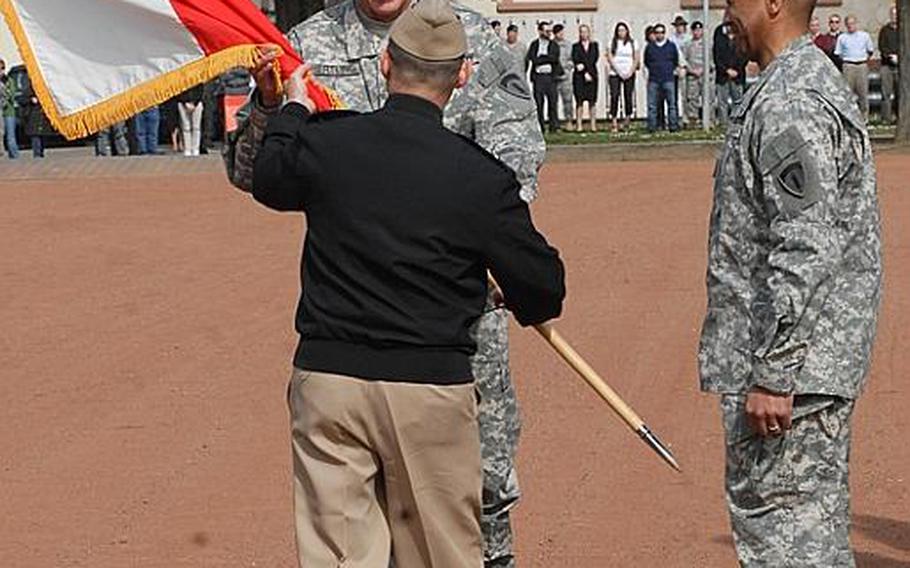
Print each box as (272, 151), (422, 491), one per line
(0, 0), (343, 140)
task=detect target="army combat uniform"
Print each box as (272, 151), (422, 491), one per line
(698, 37), (882, 567)
(224, 2), (545, 565)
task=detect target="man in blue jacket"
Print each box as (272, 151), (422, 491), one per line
(644, 23), (681, 132)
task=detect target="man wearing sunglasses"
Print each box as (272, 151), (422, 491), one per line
(813, 13), (843, 69)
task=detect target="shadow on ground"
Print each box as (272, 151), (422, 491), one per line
(854, 515), (910, 553)
(856, 551), (910, 567)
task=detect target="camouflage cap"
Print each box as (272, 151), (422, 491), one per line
(389, 0), (467, 61)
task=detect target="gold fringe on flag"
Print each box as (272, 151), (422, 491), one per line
(0, 0), (277, 140)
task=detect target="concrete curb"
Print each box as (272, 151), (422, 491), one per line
(546, 136), (902, 163)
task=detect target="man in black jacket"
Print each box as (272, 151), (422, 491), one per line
(526, 21), (562, 132)
(878, 5), (899, 124)
(713, 15), (746, 127)
(250, 0), (565, 565)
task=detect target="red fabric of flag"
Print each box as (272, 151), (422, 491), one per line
(171, 0), (341, 111)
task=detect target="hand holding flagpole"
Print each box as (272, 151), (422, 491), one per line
(489, 276), (681, 472)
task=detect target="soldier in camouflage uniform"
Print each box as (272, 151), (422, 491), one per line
(683, 22), (706, 127)
(95, 121), (129, 157)
(224, 1), (545, 565)
(553, 24), (574, 130)
(698, 1), (882, 566)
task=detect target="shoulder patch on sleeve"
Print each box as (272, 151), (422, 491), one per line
(777, 161), (808, 199)
(499, 70), (532, 100)
(758, 126), (808, 176)
(475, 45), (531, 100)
(759, 126), (823, 215)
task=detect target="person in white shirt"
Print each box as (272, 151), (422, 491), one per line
(605, 21), (639, 132)
(834, 15), (875, 120)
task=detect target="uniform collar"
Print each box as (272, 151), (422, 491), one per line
(734, 35), (811, 119)
(344, 0), (387, 61)
(385, 93), (443, 123)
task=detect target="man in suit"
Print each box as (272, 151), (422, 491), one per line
(249, 0), (566, 565)
(526, 20), (561, 132)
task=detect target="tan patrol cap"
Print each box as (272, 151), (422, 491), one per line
(389, 0), (467, 61)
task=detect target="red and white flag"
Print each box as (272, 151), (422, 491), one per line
(0, 0), (342, 140)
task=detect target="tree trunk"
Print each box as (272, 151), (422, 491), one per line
(274, 0), (325, 33)
(897, 0), (910, 143)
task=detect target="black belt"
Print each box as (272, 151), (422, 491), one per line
(844, 60), (868, 65)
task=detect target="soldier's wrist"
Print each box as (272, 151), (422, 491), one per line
(750, 364), (796, 396)
(254, 89), (282, 114)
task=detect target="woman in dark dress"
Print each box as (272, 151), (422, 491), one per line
(571, 24), (599, 132)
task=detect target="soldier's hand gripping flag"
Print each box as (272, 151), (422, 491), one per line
(0, 0), (343, 141)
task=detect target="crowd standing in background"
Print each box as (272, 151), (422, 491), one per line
(1, 66), (245, 159)
(0, 4), (902, 160)
(499, 3), (900, 135)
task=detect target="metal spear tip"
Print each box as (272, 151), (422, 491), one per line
(637, 424), (681, 473)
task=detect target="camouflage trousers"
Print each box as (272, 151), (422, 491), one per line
(94, 121), (129, 157)
(721, 395), (856, 568)
(470, 304), (521, 568)
(685, 75), (703, 123)
(556, 79), (574, 123)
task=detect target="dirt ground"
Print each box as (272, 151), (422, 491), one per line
(1, 151), (907, 567)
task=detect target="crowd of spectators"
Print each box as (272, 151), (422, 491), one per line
(811, 6), (900, 123)
(492, 4), (901, 134)
(0, 7), (901, 160)
(0, 64), (252, 159)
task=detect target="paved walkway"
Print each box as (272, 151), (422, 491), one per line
(0, 148), (224, 181)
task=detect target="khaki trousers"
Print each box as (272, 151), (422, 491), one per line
(288, 369), (483, 568)
(842, 62), (869, 120)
